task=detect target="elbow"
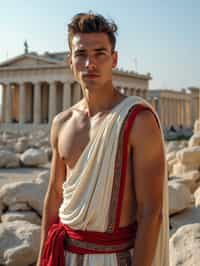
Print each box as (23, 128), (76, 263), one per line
(139, 207), (163, 225)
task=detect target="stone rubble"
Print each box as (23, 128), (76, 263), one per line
(0, 120), (199, 265)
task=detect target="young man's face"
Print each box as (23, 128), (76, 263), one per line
(69, 32), (118, 91)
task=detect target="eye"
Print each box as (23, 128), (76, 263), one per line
(75, 53), (85, 58)
(96, 51), (106, 57)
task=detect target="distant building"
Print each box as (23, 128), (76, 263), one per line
(0, 51), (151, 129)
(148, 87), (200, 129)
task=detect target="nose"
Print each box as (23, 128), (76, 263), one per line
(85, 56), (96, 70)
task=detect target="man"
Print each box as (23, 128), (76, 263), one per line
(37, 12), (169, 266)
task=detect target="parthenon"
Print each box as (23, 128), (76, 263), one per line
(0, 52), (200, 131)
(0, 52), (150, 126)
(148, 88), (200, 129)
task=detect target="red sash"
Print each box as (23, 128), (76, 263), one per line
(42, 221), (137, 266)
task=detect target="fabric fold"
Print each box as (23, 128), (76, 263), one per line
(42, 96), (169, 266)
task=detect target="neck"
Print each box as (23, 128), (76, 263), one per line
(82, 84), (123, 116)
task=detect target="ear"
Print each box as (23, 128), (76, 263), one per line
(112, 51), (118, 68)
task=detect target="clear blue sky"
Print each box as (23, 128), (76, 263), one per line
(0, 0), (200, 101)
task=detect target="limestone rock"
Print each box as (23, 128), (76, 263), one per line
(188, 133), (200, 147)
(9, 202), (30, 211)
(43, 147), (52, 161)
(194, 187), (200, 207)
(176, 146), (200, 166)
(170, 206), (200, 237)
(0, 150), (20, 168)
(20, 148), (48, 166)
(35, 170), (50, 186)
(5, 139), (17, 150)
(170, 223), (200, 266)
(166, 151), (177, 162)
(0, 200), (5, 217)
(14, 137), (29, 153)
(171, 171), (200, 193)
(0, 221), (40, 266)
(1, 211), (41, 225)
(166, 141), (180, 153)
(172, 162), (199, 175)
(168, 181), (192, 215)
(0, 171), (49, 215)
(168, 158), (177, 176)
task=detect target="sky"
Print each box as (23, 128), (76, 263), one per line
(0, 0), (200, 103)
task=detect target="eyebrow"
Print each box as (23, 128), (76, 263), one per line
(94, 48), (108, 52)
(74, 47), (108, 54)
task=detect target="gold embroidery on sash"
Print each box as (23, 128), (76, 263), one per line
(66, 238), (134, 252)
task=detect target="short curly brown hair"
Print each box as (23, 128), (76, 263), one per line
(68, 12), (118, 52)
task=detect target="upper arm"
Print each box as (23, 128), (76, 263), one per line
(130, 109), (165, 220)
(47, 115), (66, 198)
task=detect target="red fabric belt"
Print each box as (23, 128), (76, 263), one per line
(42, 221), (137, 266)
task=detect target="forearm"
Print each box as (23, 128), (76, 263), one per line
(37, 190), (62, 266)
(132, 213), (162, 266)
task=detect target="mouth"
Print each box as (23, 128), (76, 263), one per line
(82, 73), (100, 79)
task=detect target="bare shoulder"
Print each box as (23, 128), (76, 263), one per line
(130, 108), (165, 218)
(130, 108), (162, 148)
(50, 108), (73, 149)
(50, 100), (85, 149)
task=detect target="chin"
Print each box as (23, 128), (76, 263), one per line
(82, 81), (101, 90)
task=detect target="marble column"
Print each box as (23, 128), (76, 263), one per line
(126, 88), (132, 96)
(119, 87), (124, 94)
(163, 98), (167, 128)
(176, 99), (180, 127)
(143, 90), (147, 99)
(165, 98), (168, 128)
(187, 98), (190, 126)
(174, 98), (178, 127)
(136, 89), (140, 96)
(174, 99), (177, 126)
(159, 98), (163, 127)
(19, 83), (26, 124)
(131, 88), (136, 96)
(5, 84), (12, 123)
(165, 98), (168, 127)
(169, 98), (172, 127)
(172, 98), (176, 126)
(122, 87), (126, 95)
(161, 98), (164, 127)
(179, 99), (182, 126)
(169, 98), (173, 127)
(198, 91), (200, 119)
(63, 81), (71, 110)
(196, 92), (200, 120)
(49, 82), (57, 123)
(180, 100), (182, 126)
(182, 99), (185, 126)
(164, 98), (167, 128)
(171, 98), (174, 126)
(1, 84), (6, 122)
(34, 82), (41, 124)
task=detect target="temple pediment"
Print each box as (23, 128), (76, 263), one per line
(0, 53), (66, 68)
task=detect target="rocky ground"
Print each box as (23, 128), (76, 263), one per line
(0, 120), (200, 266)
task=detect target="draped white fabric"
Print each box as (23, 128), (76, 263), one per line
(58, 96), (169, 266)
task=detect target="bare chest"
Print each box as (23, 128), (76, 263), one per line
(58, 111), (105, 169)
